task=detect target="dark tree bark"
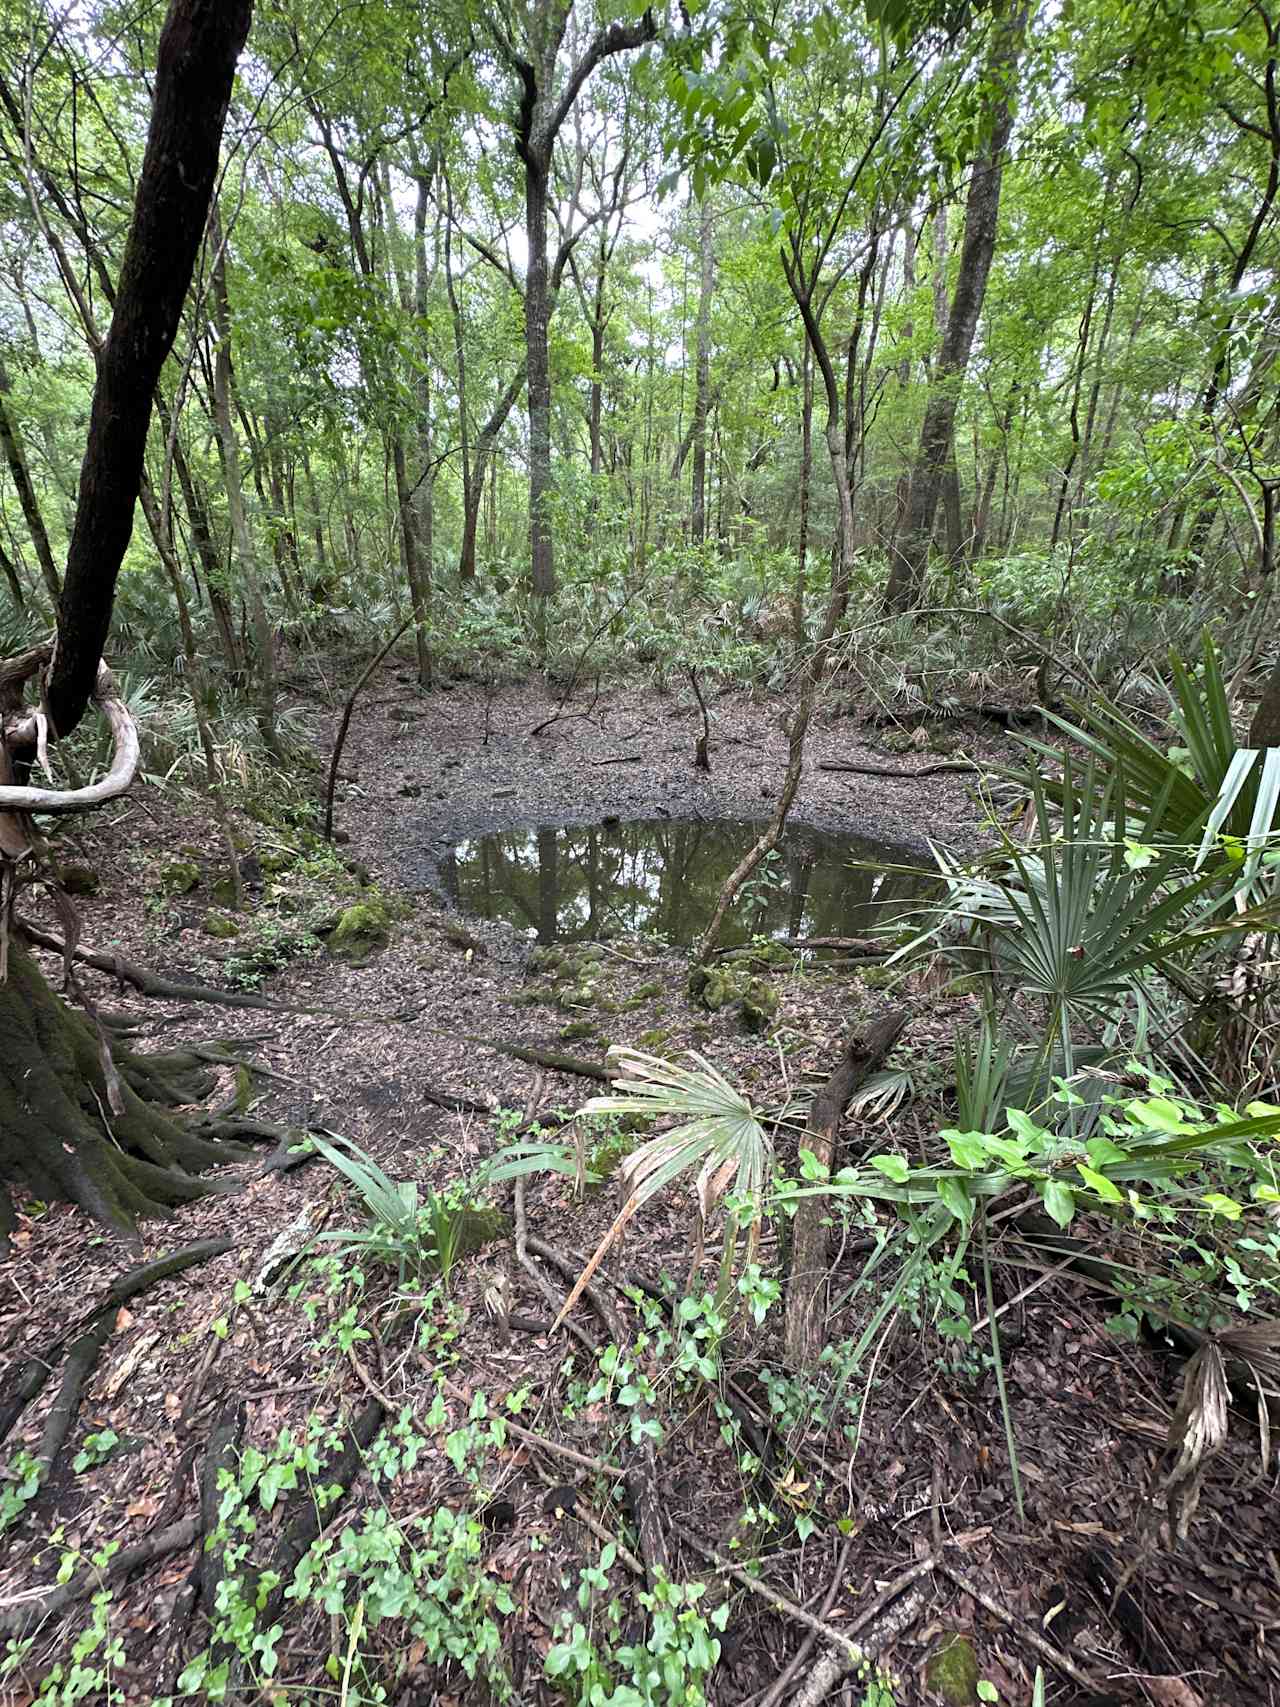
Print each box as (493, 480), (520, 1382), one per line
(884, 8), (1025, 613)
(0, 0), (254, 1237)
(47, 0), (253, 738)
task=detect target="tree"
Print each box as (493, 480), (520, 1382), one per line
(0, 0), (254, 1239)
(883, 4), (1026, 612)
(490, 0), (657, 597)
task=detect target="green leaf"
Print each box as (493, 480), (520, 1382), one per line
(869, 1152), (910, 1182)
(1076, 1164), (1123, 1202)
(1040, 1179), (1076, 1228)
(936, 1177), (973, 1225)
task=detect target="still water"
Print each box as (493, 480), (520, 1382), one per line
(441, 817), (930, 947)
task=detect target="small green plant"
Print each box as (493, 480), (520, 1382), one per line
(544, 1548), (726, 1705)
(72, 1429), (121, 1473)
(308, 1130), (499, 1290)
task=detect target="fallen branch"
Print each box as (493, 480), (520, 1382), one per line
(468, 1035), (611, 1082)
(818, 758), (982, 778)
(778, 935), (887, 955)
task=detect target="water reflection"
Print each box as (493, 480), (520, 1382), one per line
(442, 818), (930, 947)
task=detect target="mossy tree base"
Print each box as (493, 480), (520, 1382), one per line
(0, 939), (254, 1238)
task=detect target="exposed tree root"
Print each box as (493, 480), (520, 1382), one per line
(0, 938), (276, 1236)
(470, 1034), (611, 1081)
(18, 920), (366, 1017)
(0, 1238), (232, 1448)
(0, 1517), (202, 1641)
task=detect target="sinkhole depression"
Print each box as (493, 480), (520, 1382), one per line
(441, 816), (931, 948)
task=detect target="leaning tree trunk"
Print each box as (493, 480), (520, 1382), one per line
(1, 0), (254, 1238)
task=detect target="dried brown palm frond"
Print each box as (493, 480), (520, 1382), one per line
(1164, 1340), (1229, 1540)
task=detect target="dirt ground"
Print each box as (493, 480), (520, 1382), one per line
(1, 674), (1276, 1707)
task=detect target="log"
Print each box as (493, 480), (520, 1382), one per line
(783, 1011), (908, 1367)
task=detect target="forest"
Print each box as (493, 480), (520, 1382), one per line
(1, 0), (1279, 1700)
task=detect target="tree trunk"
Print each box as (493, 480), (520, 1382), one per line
(46, 0), (253, 739)
(691, 194), (715, 545)
(525, 153), (556, 597)
(883, 8), (1025, 614)
(209, 207), (278, 753)
(0, 355), (61, 605)
(460, 366), (526, 580)
(2, 0), (254, 1236)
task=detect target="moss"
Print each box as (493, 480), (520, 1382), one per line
(258, 847), (297, 875)
(739, 977), (779, 1034)
(158, 859), (200, 896)
(725, 941), (795, 973)
(210, 871), (239, 905)
(202, 910), (240, 939)
(558, 1019), (598, 1042)
(558, 984), (596, 1011)
(636, 1027), (671, 1049)
(621, 980), (664, 1009)
(528, 946), (565, 975)
(924, 1635), (979, 1704)
(512, 984), (556, 1008)
(327, 899), (391, 963)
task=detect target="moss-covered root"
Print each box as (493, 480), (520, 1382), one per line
(0, 940), (253, 1239)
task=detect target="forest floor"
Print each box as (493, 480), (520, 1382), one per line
(1, 670), (1277, 1707)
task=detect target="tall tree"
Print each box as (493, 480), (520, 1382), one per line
(0, 0), (254, 1236)
(884, 4), (1025, 612)
(492, 0), (656, 597)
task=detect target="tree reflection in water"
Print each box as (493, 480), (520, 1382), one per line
(443, 818), (930, 946)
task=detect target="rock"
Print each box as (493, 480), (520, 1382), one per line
(726, 940), (795, 972)
(739, 977), (779, 1034)
(202, 910), (240, 939)
(59, 863), (100, 897)
(924, 1634), (979, 1704)
(158, 858), (200, 895)
(326, 898), (391, 963)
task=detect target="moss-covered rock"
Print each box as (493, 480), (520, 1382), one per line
(327, 899), (391, 963)
(636, 1027), (671, 1050)
(558, 1019), (598, 1042)
(726, 940), (796, 973)
(924, 1634), (979, 1704)
(558, 984), (596, 1011)
(739, 977), (779, 1034)
(59, 863), (100, 897)
(259, 846), (297, 875)
(687, 964), (742, 1012)
(158, 858), (200, 895)
(202, 910), (240, 939)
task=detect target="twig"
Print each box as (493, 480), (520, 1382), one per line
(939, 1560), (1105, 1690)
(756, 1536), (857, 1707)
(819, 758), (982, 778)
(587, 753), (641, 766)
(323, 613), (414, 841)
(468, 1035), (610, 1082)
(675, 1528), (867, 1659)
(347, 1352), (626, 1481)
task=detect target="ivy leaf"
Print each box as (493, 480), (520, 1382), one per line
(1040, 1179), (1076, 1228)
(869, 1152), (910, 1182)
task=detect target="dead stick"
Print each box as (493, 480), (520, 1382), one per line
(324, 612), (414, 842)
(818, 759), (981, 778)
(676, 1528), (868, 1659)
(939, 1561), (1105, 1690)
